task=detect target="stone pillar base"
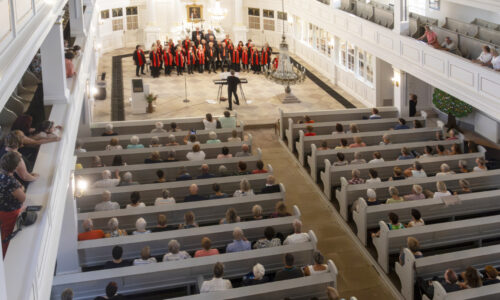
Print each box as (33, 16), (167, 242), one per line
(233, 26), (248, 44)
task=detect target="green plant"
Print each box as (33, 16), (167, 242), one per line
(146, 93), (157, 104)
(432, 88), (473, 118)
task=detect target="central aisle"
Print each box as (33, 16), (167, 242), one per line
(249, 128), (399, 300)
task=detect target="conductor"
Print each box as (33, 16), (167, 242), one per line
(226, 70), (240, 110)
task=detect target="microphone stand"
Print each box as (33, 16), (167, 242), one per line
(183, 73), (190, 103)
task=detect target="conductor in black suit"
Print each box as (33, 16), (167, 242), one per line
(226, 70), (240, 111)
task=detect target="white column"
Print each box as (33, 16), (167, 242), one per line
(393, 0), (409, 35)
(55, 178), (81, 274)
(232, 0), (247, 43)
(393, 68), (408, 117)
(41, 17), (69, 104)
(0, 240), (7, 300)
(147, 0), (157, 26)
(69, 0), (86, 36)
(144, 0), (161, 48)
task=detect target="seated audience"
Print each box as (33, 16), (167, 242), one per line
(227, 129), (242, 142)
(127, 136), (144, 149)
(473, 157), (487, 172)
(397, 147), (415, 160)
(198, 164), (216, 179)
(436, 163), (455, 177)
(372, 212), (404, 238)
(304, 125), (316, 136)
(333, 152), (348, 166)
(350, 152), (366, 164)
(117, 172), (139, 186)
(94, 190), (120, 211)
(333, 123), (344, 135)
(217, 146), (232, 159)
(349, 136), (366, 148)
(169, 122), (181, 132)
(200, 262), (232, 292)
(418, 269), (460, 297)
(235, 144), (251, 157)
(271, 201), (291, 218)
(488, 49), (500, 71)
(207, 131), (221, 144)
(151, 214), (173, 232)
(126, 191), (145, 209)
(176, 167), (193, 181)
(348, 169), (365, 185)
(386, 186), (404, 204)
(408, 161), (427, 178)
(163, 239), (191, 261)
(284, 219), (310, 245)
(102, 124), (118, 136)
(394, 118), (409, 130)
(105, 138), (122, 151)
(220, 208), (241, 224)
(165, 150), (177, 162)
(260, 175), (280, 194)
(407, 209), (425, 227)
(380, 134), (391, 145)
(186, 144), (206, 161)
(104, 246), (130, 269)
(304, 251), (329, 275)
(74, 140), (86, 153)
(78, 218), (105, 241)
(317, 140), (330, 151)
(446, 129), (458, 140)
(365, 188), (380, 206)
(151, 121), (167, 133)
(184, 184), (207, 202)
(419, 145), (434, 158)
(389, 167), (405, 181)
(404, 184), (425, 201)
(369, 108), (381, 119)
(155, 189), (175, 205)
(179, 211), (199, 229)
(473, 45), (493, 65)
(435, 145), (448, 156)
(366, 169), (381, 183)
(65, 52), (76, 77)
(252, 160), (268, 174)
(413, 119), (423, 128)
(203, 113), (217, 130)
(433, 181), (451, 200)
(242, 263), (269, 286)
(348, 123), (359, 134)
(274, 253), (304, 281)
(449, 144), (462, 155)
(111, 155), (125, 166)
(233, 178), (255, 197)
(144, 151), (163, 164)
(237, 161), (251, 175)
(418, 25), (440, 48)
(254, 226), (282, 249)
(61, 289), (73, 300)
(335, 138), (349, 149)
(399, 237), (423, 266)
(218, 165), (231, 177)
(155, 170), (166, 183)
(458, 266), (483, 289)
(303, 115), (314, 123)
(251, 204), (264, 221)
(133, 218), (151, 234)
(483, 266), (500, 285)
(105, 217), (127, 238)
(93, 170), (120, 188)
(209, 183), (228, 199)
(0, 133), (38, 183)
(91, 156), (104, 168)
(184, 134), (198, 145)
(31, 120), (62, 140)
(369, 151), (384, 163)
(133, 246), (157, 265)
(219, 111), (237, 128)
(440, 36), (461, 55)
(226, 227), (251, 253)
(458, 160), (469, 173)
(166, 134), (179, 146)
(454, 179), (472, 194)
(194, 237), (220, 257)
(94, 281), (125, 300)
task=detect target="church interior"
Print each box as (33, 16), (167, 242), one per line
(0, 0), (500, 299)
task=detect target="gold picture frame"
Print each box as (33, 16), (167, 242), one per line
(187, 5), (203, 23)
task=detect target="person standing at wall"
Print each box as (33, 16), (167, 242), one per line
(133, 45), (146, 76)
(409, 94), (418, 117)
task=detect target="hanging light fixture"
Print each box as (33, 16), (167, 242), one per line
(265, 0), (306, 103)
(209, 0), (228, 23)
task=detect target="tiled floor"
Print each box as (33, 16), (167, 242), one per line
(94, 48), (365, 125)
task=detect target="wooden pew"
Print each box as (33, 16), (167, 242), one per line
(431, 280), (500, 300)
(286, 115), (426, 152)
(372, 215), (500, 273)
(373, 6), (394, 29)
(76, 136), (253, 167)
(296, 126), (444, 167)
(471, 18), (500, 31)
(172, 260), (338, 300)
(78, 172), (272, 212)
(76, 152), (262, 183)
(396, 244), (500, 300)
(321, 152), (483, 201)
(81, 127), (245, 151)
(339, 169), (500, 222)
(52, 227), (313, 299)
(79, 185), (286, 232)
(443, 17), (479, 37)
(307, 138), (458, 182)
(278, 107), (398, 140)
(354, 189), (500, 246)
(90, 114), (237, 136)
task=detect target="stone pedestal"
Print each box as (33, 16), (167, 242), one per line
(280, 86), (300, 103)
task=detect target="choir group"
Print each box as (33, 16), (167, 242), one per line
(133, 28), (277, 78)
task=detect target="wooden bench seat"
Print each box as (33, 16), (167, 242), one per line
(373, 215), (500, 273)
(431, 280), (500, 300)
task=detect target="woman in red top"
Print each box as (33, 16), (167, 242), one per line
(149, 46), (161, 78)
(186, 47), (196, 74)
(163, 47), (174, 76)
(304, 125), (316, 136)
(251, 46), (261, 74)
(261, 44), (272, 71)
(241, 46), (249, 72)
(231, 48), (241, 72)
(175, 48), (185, 76)
(197, 45), (205, 73)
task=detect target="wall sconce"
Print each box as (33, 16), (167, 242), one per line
(75, 177), (88, 198)
(391, 71), (401, 87)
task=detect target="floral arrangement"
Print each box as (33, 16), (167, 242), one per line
(432, 88), (473, 118)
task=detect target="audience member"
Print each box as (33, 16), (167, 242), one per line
(436, 163), (455, 177)
(102, 124), (118, 136)
(349, 136), (366, 148)
(253, 226), (282, 249)
(407, 209), (425, 227)
(435, 145), (448, 156)
(219, 111), (237, 128)
(60, 288), (74, 300)
(252, 204), (263, 220)
(133, 246), (157, 265)
(217, 146), (233, 159)
(179, 211), (199, 229)
(227, 130), (242, 142)
(0, 133), (39, 183)
(209, 183), (228, 199)
(483, 266), (500, 285)
(203, 113), (217, 130)
(111, 155), (125, 166)
(126, 191), (145, 209)
(169, 122), (181, 132)
(151, 121), (167, 133)
(235, 144), (251, 157)
(226, 227), (251, 252)
(473, 157), (487, 172)
(242, 263), (269, 286)
(186, 144), (206, 161)
(166, 134), (179, 146)
(304, 251), (329, 275)
(394, 118), (410, 130)
(271, 201), (291, 218)
(458, 266), (483, 289)
(207, 131), (221, 144)
(333, 152), (348, 166)
(284, 219), (310, 245)
(335, 138), (349, 149)
(163, 239), (191, 261)
(365, 188), (380, 206)
(473, 45), (493, 65)
(198, 164), (216, 179)
(304, 125), (316, 136)
(386, 186), (404, 204)
(93, 170), (120, 188)
(104, 246), (130, 269)
(488, 49), (500, 71)
(176, 167), (193, 181)
(418, 25), (440, 47)
(372, 212), (404, 238)
(333, 123), (344, 135)
(105, 217), (127, 238)
(348, 123), (359, 134)
(366, 169), (381, 183)
(420, 145), (434, 158)
(399, 237), (423, 266)
(261, 175), (280, 194)
(317, 140), (330, 151)
(65, 52), (76, 78)
(440, 37), (461, 55)
(75, 139), (86, 153)
(155, 189), (175, 205)
(78, 218), (105, 241)
(94, 190), (120, 211)
(252, 160), (268, 174)
(237, 161), (251, 175)
(155, 170), (166, 183)
(117, 171), (139, 186)
(350, 152), (366, 164)
(200, 262), (232, 292)
(449, 144), (462, 155)
(233, 178), (254, 196)
(151, 214), (173, 232)
(458, 160), (469, 173)
(184, 184), (207, 202)
(454, 179), (472, 195)
(348, 169), (365, 185)
(327, 287), (340, 300)
(144, 151), (163, 164)
(418, 269), (460, 297)
(369, 108), (381, 119)
(274, 253), (304, 281)
(404, 185), (425, 201)
(397, 147), (415, 160)
(369, 151), (384, 163)
(380, 134), (391, 145)
(133, 217), (151, 234)
(220, 208), (241, 224)
(218, 165), (231, 177)
(165, 150), (177, 162)
(127, 136), (144, 149)
(413, 119), (423, 128)
(409, 161), (427, 178)
(194, 237), (220, 257)
(433, 181), (451, 200)
(389, 167), (405, 181)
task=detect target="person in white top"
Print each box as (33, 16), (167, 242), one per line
(133, 218), (151, 234)
(105, 137), (123, 151)
(440, 37), (461, 56)
(203, 113), (218, 130)
(94, 190), (120, 211)
(133, 246), (157, 265)
(31, 120), (63, 140)
(489, 50), (500, 71)
(227, 129), (242, 142)
(436, 163), (455, 177)
(186, 144), (206, 161)
(350, 152), (366, 164)
(162, 239), (191, 261)
(366, 168), (381, 183)
(233, 178), (255, 197)
(473, 157), (488, 172)
(93, 170), (120, 188)
(126, 191), (146, 209)
(369, 151), (384, 163)
(284, 219), (310, 245)
(433, 181), (451, 200)
(303, 251), (329, 276)
(151, 121), (167, 133)
(473, 45), (493, 65)
(407, 209), (425, 227)
(155, 189), (176, 205)
(75, 139), (86, 153)
(410, 161), (427, 178)
(200, 262), (232, 293)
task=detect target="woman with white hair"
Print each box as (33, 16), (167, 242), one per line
(350, 152), (366, 164)
(242, 263), (269, 286)
(366, 188), (380, 206)
(206, 131), (221, 144)
(102, 123), (118, 136)
(348, 169), (365, 185)
(386, 186), (404, 204)
(436, 163), (455, 177)
(166, 134), (179, 146)
(127, 136), (144, 149)
(404, 184), (426, 201)
(162, 239), (191, 261)
(149, 136), (162, 147)
(233, 178), (254, 197)
(151, 121), (167, 134)
(105, 217), (127, 238)
(433, 181), (451, 200)
(155, 189), (176, 205)
(304, 251), (329, 276)
(133, 246), (157, 265)
(133, 217), (151, 235)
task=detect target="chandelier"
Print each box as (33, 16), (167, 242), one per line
(265, 0), (306, 103)
(208, 0), (227, 22)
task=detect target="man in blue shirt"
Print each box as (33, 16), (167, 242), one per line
(368, 108), (382, 119)
(226, 227), (251, 253)
(197, 164), (216, 179)
(184, 184), (207, 202)
(394, 118), (410, 130)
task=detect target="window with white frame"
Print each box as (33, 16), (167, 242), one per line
(248, 8), (260, 29)
(126, 6), (138, 30)
(347, 43), (355, 71)
(339, 39), (347, 67)
(263, 10), (275, 31)
(327, 32), (333, 57)
(263, 9), (274, 18)
(366, 53), (374, 83)
(264, 19), (275, 31)
(112, 8), (123, 17)
(112, 19), (123, 31)
(358, 50), (365, 78)
(277, 11), (287, 21)
(101, 10), (110, 19)
(308, 23), (314, 47)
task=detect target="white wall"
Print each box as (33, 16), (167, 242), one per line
(406, 73), (433, 112)
(376, 58), (393, 106)
(425, 1), (500, 25)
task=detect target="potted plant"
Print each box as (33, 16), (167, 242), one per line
(432, 88), (473, 131)
(146, 93), (157, 113)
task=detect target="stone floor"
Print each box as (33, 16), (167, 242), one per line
(94, 48), (365, 125)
